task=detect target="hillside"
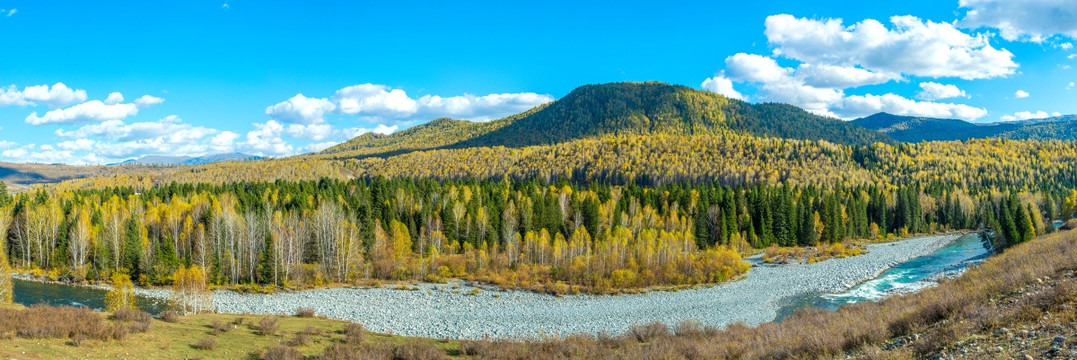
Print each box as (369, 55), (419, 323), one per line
(853, 112), (1077, 142)
(321, 82), (892, 159)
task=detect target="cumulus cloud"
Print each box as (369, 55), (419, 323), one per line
(0, 83), (88, 108)
(837, 93), (988, 120)
(104, 92), (124, 105)
(26, 100), (139, 125)
(1014, 90), (1030, 98)
(1068, 82), (1075, 90)
(723, 53), (844, 115)
(329, 83), (552, 123)
(6, 9), (15, 17)
(265, 94), (336, 124)
(959, 0), (1077, 42)
(700, 75), (746, 100)
(333, 84), (419, 118)
(133, 95), (164, 108)
(55, 116), (216, 143)
(916, 82), (968, 100)
(765, 14), (1017, 80)
(238, 121), (294, 157)
(1001, 110), (1063, 121)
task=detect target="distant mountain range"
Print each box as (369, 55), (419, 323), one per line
(112, 153), (264, 166)
(321, 82), (893, 159)
(852, 113), (1077, 142)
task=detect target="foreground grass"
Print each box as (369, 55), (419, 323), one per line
(0, 305), (460, 360)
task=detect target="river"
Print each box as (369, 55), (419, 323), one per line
(10, 233), (988, 339)
(774, 232), (990, 321)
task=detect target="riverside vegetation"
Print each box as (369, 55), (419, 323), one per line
(1, 219), (1074, 359)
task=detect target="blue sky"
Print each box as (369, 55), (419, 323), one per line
(1, 0), (1075, 164)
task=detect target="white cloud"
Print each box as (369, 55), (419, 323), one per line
(26, 100), (139, 125)
(104, 92), (124, 105)
(6, 9), (15, 17)
(285, 123), (333, 141)
(0, 82), (88, 108)
(723, 53), (844, 115)
(796, 64), (900, 88)
(838, 93), (989, 121)
(57, 138), (95, 151)
(333, 84), (419, 118)
(238, 121), (293, 157)
(416, 92), (553, 122)
(1069, 54), (1077, 59)
(265, 94), (336, 124)
(700, 75), (746, 100)
(1000, 110), (1063, 121)
(1061, 43), (1074, 50)
(133, 95), (164, 108)
(1067, 82), (1075, 90)
(0, 140), (15, 149)
(329, 83), (552, 124)
(765, 14), (1017, 80)
(1014, 90), (1030, 98)
(209, 131), (239, 153)
(916, 82), (968, 100)
(959, 0), (1077, 42)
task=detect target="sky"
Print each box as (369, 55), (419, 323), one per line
(1, 0), (1076, 165)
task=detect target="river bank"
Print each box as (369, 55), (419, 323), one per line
(209, 233), (965, 339)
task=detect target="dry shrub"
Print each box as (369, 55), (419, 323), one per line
(393, 342), (449, 360)
(257, 317), (280, 336)
(343, 322), (366, 344)
(0, 305), (111, 341)
(288, 332), (311, 347)
(211, 320), (229, 335)
(159, 310), (180, 323)
(68, 333), (87, 347)
(112, 308), (151, 323)
(232, 317), (246, 326)
(302, 325), (323, 336)
(295, 307), (317, 318)
(628, 321), (670, 342)
(319, 343), (394, 360)
(194, 337), (217, 350)
(261, 345), (302, 360)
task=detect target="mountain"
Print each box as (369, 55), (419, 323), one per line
(114, 153), (263, 166)
(852, 113), (1077, 142)
(322, 82), (893, 158)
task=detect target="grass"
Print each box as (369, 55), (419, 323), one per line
(0, 305), (460, 360)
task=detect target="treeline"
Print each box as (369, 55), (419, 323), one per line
(3, 178), (1070, 293)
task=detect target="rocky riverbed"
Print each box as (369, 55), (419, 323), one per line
(211, 233), (964, 339)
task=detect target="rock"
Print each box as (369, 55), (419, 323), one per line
(1054, 335), (1067, 344)
(1024, 354), (1034, 360)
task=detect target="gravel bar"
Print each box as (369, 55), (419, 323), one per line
(212, 233), (963, 339)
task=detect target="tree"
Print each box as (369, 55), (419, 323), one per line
(105, 272), (137, 312)
(0, 207), (11, 303)
(171, 265), (212, 315)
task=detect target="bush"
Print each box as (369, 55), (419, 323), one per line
(257, 317), (280, 336)
(294, 307), (316, 318)
(211, 320), (229, 335)
(112, 308), (151, 323)
(261, 345), (302, 360)
(287, 333), (311, 347)
(68, 334), (87, 347)
(159, 310), (180, 323)
(194, 337), (217, 350)
(343, 322), (366, 344)
(393, 342), (450, 360)
(319, 343), (394, 360)
(628, 321), (670, 342)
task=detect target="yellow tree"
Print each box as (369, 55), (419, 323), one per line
(0, 207), (11, 303)
(105, 273), (137, 312)
(171, 265), (212, 315)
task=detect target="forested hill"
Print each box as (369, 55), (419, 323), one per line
(853, 112), (1077, 142)
(320, 82), (892, 159)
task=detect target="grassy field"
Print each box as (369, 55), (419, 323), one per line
(0, 304), (460, 360)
